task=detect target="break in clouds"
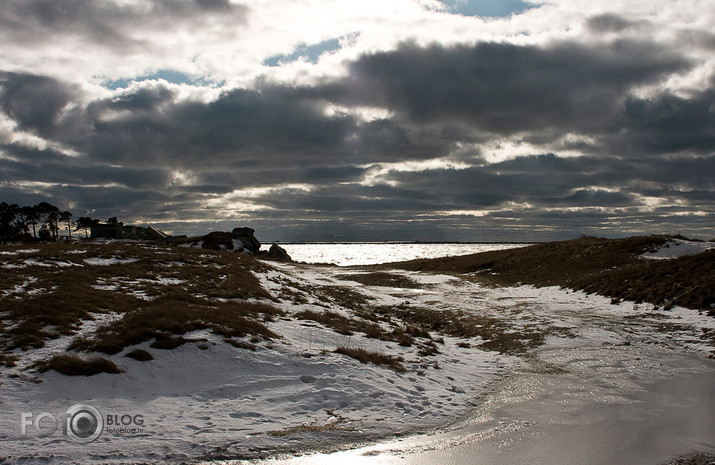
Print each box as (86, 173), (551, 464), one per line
(0, 0), (713, 240)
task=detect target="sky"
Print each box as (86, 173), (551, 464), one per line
(0, 0), (713, 242)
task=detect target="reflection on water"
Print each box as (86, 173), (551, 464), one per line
(278, 243), (532, 266)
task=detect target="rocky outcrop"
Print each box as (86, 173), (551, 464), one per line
(261, 243), (292, 261)
(232, 227), (261, 253)
(174, 227), (291, 261)
(201, 231), (235, 250)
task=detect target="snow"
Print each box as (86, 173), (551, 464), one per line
(83, 257), (140, 266)
(642, 239), (715, 259)
(0, 249), (40, 255)
(1, 249), (713, 463)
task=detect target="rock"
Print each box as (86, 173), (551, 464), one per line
(266, 243), (291, 261)
(231, 227), (261, 253)
(201, 231), (235, 250)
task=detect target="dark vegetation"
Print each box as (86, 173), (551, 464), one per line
(388, 235), (714, 313)
(34, 354), (123, 376)
(334, 346), (407, 372)
(341, 272), (420, 288)
(0, 200), (113, 243)
(2, 233), (711, 378)
(125, 349), (153, 361)
(361, 304), (563, 355)
(0, 241), (282, 371)
(295, 300), (556, 355)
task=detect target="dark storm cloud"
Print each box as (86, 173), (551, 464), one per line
(85, 86), (354, 168)
(0, 0), (246, 48)
(333, 40), (691, 135)
(1, 32), (712, 238)
(610, 91), (715, 155)
(0, 72), (76, 135)
(6, 36), (703, 177)
(1, 155), (170, 190)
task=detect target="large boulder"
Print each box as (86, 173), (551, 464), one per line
(231, 227), (261, 253)
(263, 243), (292, 261)
(201, 231), (235, 250)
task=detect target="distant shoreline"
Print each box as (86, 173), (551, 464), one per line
(271, 240), (540, 245)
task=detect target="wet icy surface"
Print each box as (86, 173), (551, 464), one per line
(252, 344), (715, 465)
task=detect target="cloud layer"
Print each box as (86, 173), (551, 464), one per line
(0, 0), (713, 240)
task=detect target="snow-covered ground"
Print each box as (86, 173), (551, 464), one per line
(641, 238), (715, 259)
(1, 245), (714, 464)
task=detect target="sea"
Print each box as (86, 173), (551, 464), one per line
(276, 242), (533, 266)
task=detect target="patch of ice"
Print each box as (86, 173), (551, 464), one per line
(642, 239), (715, 259)
(84, 256), (140, 266)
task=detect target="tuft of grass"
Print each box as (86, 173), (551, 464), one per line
(150, 333), (187, 350)
(335, 346), (406, 372)
(295, 310), (359, 335)
(267, 411), (354, 436)
(125, 349), (153, 361)
(360, 304), (557, 355)
(35, 354), (123, 376)
(0, 353), (18, 367)
(341, 272), (420, 288)
(299, 283), (372, 309)
(69, 299), (282, 355)
(225, 338), (257, 351)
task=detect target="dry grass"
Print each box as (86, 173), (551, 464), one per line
(389, 236), (714, 313)
(299, 283), (373, 310)
(267, 411), (355, 436)
(125, 349), (153, 361)
(335, 346), (406, 372)
(295, 309), (361, 336)
(34, 354), (123, 376)
(358, 304), (566, 355)
(69, 298), (282, 354)
(295, 309), (436, 350)
(341, 272), (420, 288)
(0, 240), (280, 366)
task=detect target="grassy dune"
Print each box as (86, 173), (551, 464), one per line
(2, 235), (712, 379)
(387, 235), (715, 313)
(0, 241), (280, 357)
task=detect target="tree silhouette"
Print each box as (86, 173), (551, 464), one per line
(0, 202), (19, 242)
(16, 206), (31, 237)
(60, 211), (74, 240)
(75, 217), (99, 238)
(22, 205), (40, 239)
(34, 202), (61, 241)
